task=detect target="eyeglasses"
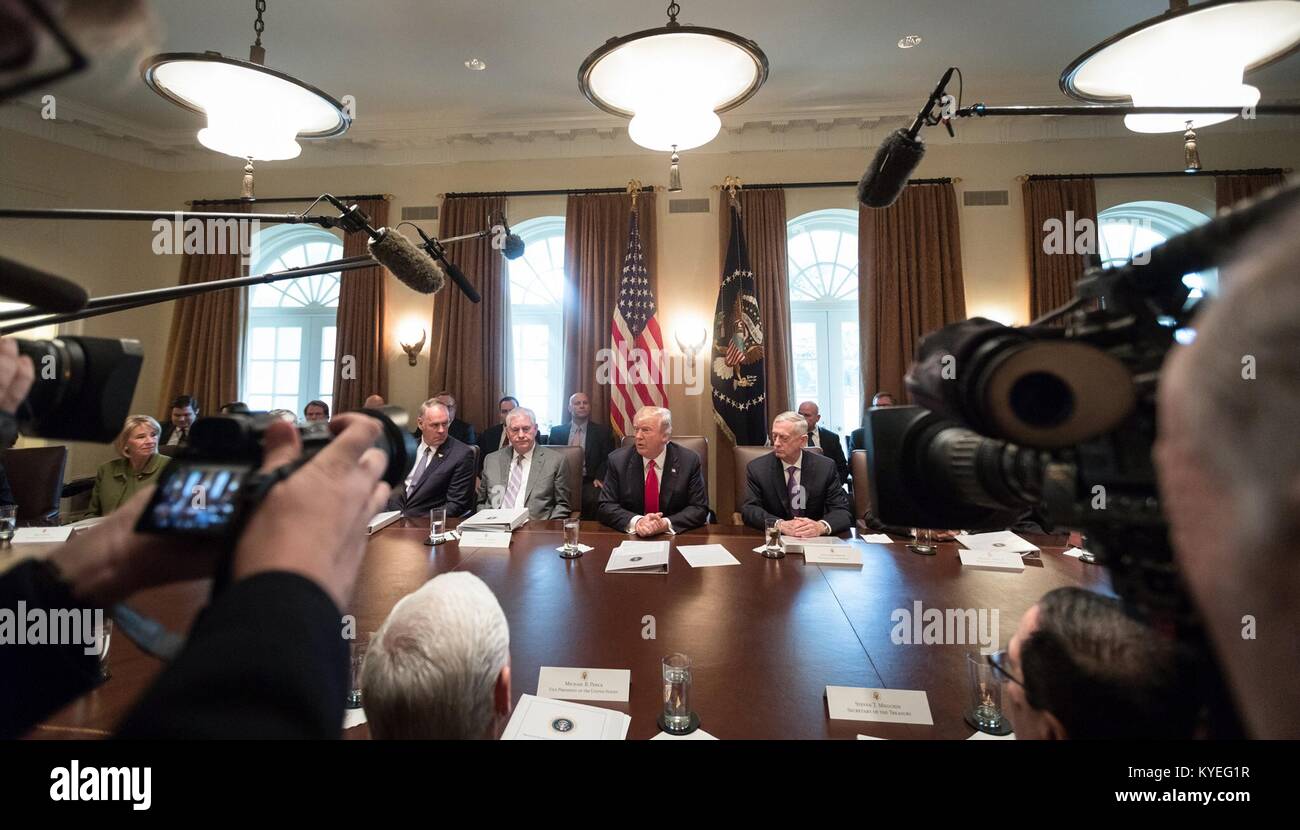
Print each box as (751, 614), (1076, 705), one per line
(987, 649), (1024, 689)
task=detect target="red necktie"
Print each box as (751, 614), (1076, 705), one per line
(644, 459), (660, 514)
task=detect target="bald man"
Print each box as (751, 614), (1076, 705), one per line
(549, 392), (615, 519)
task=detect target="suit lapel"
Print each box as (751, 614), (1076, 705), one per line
(629, 449), (646, 514)
(658, 444), (678, 509)
(412, 443), (449, 504)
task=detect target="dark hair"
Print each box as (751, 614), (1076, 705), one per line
(304, 399), (330, 418)
(499, 396), (519, 406)
(1021, 587), (1198, 739)
(220, 401), (250, 415)
(170, 394), (199, 412)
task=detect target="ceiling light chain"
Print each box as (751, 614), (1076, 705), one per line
(666, 2), (681, 24)
(249, 0), (268, 65)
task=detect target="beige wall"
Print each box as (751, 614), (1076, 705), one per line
(3, 124), (1296, 487)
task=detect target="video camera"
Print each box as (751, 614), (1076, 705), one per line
(865, 180), (1300, 624)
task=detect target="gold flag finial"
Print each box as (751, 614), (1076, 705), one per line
(627, 178), (642, 210)
(723, 176), (742, 211)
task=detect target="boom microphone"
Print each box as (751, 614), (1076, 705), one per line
(496, 211), (526, 260)
(857, 129), (926, 208)
(0, 255), (90, 313)
(411, 226), (482, 304)
(367, 227), (447, 295)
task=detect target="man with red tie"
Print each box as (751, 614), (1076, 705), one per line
(597, 406), (709, 536)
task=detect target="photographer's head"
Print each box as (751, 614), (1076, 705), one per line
(416, 399), (451, 449)
(1156, 196), (1300, 738)
(1000, 587), (1197, 739)
(504, 407), (537, 456)
(363, 572), (512, 740)
(115, 414), (159, 469)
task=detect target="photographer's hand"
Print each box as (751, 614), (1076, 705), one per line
(230, 413), (392, 611)
(0, 337), (35, 414)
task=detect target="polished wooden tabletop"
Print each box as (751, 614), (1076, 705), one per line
(24, 519), (1109, 740)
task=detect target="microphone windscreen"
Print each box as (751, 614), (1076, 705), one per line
(0, 256), (89, 313)
(858, 128), (927, 209)
(503, 234), (525, 260)
(368, 228), (446, 294)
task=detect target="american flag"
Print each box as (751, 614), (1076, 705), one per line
(610, 209), (667, 438)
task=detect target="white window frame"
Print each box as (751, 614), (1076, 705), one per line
(505, 216), (566, 433)
(787, 208), (861, 435)
(1098, 200), (1214, 297)
(242, 225), (343, 415)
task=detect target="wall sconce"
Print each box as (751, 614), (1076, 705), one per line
(674, 324), (708, 359)
(398, 326), (426, 366)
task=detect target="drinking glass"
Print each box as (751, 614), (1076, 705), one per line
(560, 518), (582, 558)
(347, 638), (368, 709)
(908, 527), (937, 556)
(428, 507), (446, 541)
(0, 505), (15, 547)
(762, 517), (785, 559)
(965, 651), (1011, 734)
(96, 617), (113, 684)
(660, 653), (695, 734)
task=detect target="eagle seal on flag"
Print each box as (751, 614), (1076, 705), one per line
(711, 203), (767, 445)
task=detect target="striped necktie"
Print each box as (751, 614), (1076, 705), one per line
(502, 453), (525, 508)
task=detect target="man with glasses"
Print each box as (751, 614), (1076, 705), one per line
(386, 399), (475, 518)
(476, 407), (571, 520)
(741, 411), (851, 537)
(990, 587), (1197, 739)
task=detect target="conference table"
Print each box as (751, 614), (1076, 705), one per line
(24, 519), (1109, 740)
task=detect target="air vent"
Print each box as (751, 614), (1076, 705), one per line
(400, 205), (439, 220)
(963, 190), (1009, 207)
(668, 198), (711, 214)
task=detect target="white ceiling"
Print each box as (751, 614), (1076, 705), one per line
(43, 0), (1300, 134)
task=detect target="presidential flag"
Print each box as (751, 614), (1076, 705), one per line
(610, 208), (667, 438)
(711, 203), (767, 444)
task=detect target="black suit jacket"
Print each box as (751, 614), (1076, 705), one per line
(548, 420), (616, 481)
(815, 426), (849, 483)
(448, 418), (477, 447)
(386, 436), (475, 517)
(740, 450), (853, 535)
(597, 443), (709, 533)
(159, 423), (188, 446)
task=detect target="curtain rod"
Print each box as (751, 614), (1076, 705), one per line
(1021, 168), (1289, 182)
(710, 177), (957, 191)
(440, 185), (660, 198)
(186, 193), (392, 206)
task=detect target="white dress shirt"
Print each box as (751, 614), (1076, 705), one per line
(628, 448), (674, 535)
(500, 445), (535, 509)
(781, 452), (833, 536)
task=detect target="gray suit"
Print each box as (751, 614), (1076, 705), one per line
(476, 444), (572, 520)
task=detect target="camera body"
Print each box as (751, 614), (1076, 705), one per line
(10, 336), (143, 443)
(136, 407), (416, 538)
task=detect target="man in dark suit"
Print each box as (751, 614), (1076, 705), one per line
(387, 398), (475, 518)
(597, 406), (708, 536)
(742, 411), (852, 536)
(434, 391), (477, 447)
(796, 400), (849, 484)
(477, 395), (519, 469)
(549, 391), (615, 520)
(160, 394), (199, 447)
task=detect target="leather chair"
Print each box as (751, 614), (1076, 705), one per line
(549, 445), (584, 518)
(730, 446), (823, 524)
(851, 449), (871, 527)
(2, 446), (68, 526)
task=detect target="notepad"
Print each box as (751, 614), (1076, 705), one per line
(955, 530), (1039, 554)
(958, 548), (1026, 572)
(501, 694), (630, 741)
(606, 541), (670, 574)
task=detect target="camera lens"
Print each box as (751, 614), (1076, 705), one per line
(1008, 371), (1074, 428)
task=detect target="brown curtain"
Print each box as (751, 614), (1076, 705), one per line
(428, 195), (510, 429)
(1216, 172), (1285, 211)
(1022, 177), (1097, 321)
(333, 198), (389, 413)
(716, 188), (792, 414)
(561, 191), (658, 430)
(156, 202), (251, 417)
(860, 181), (966, 406)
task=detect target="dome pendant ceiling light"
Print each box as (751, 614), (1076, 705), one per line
(1061, 0), (1300, 134)
(579, 1), (768, 190)
(142, 0), (350, 194)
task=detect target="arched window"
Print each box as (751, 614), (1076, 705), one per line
(242, 225), (342, 415)
(1099, 200), (1214, 299)
(506, 216), (565, 432)
(787, 208), (861, 434)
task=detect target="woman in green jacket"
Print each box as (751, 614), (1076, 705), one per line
(88, 415), (170, 516)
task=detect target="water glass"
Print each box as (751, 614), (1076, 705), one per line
(428, 507), (446, 540)
(762, 517), (785, 559)
(560, 518), (582, 558)
(966, 651), (1010, 734)
(96, 617), (113, 683)
(661, 653), (694, 734)
(908, 527), (938, 556)
(347, 638), (368, 709)
(0, 504), (15, 546)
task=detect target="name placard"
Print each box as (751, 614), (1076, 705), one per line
(537, 667), (631, 702)
(826, 686), (933, 725)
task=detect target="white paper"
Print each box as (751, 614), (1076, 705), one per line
(501, 693), (630, 740)
(967, 730), (1016, 740)
(676, 544), (741, 568)
(826, 686), (934, 725)
(537, 666), (631, 703)
(803, 544), (863, 566)
(64, 516), (107, 530)
(11, 526), (73, 543)
(860, 534), (894, 544)
(343, 707), (368, 730)
(554, 544), (595, 554)
(956, 530), (1039, 553)
(651, 729), (718, 740)
(856, 734), (888, 740)
(457, 530), (513, 549)
(958, 548), (1026, 572)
